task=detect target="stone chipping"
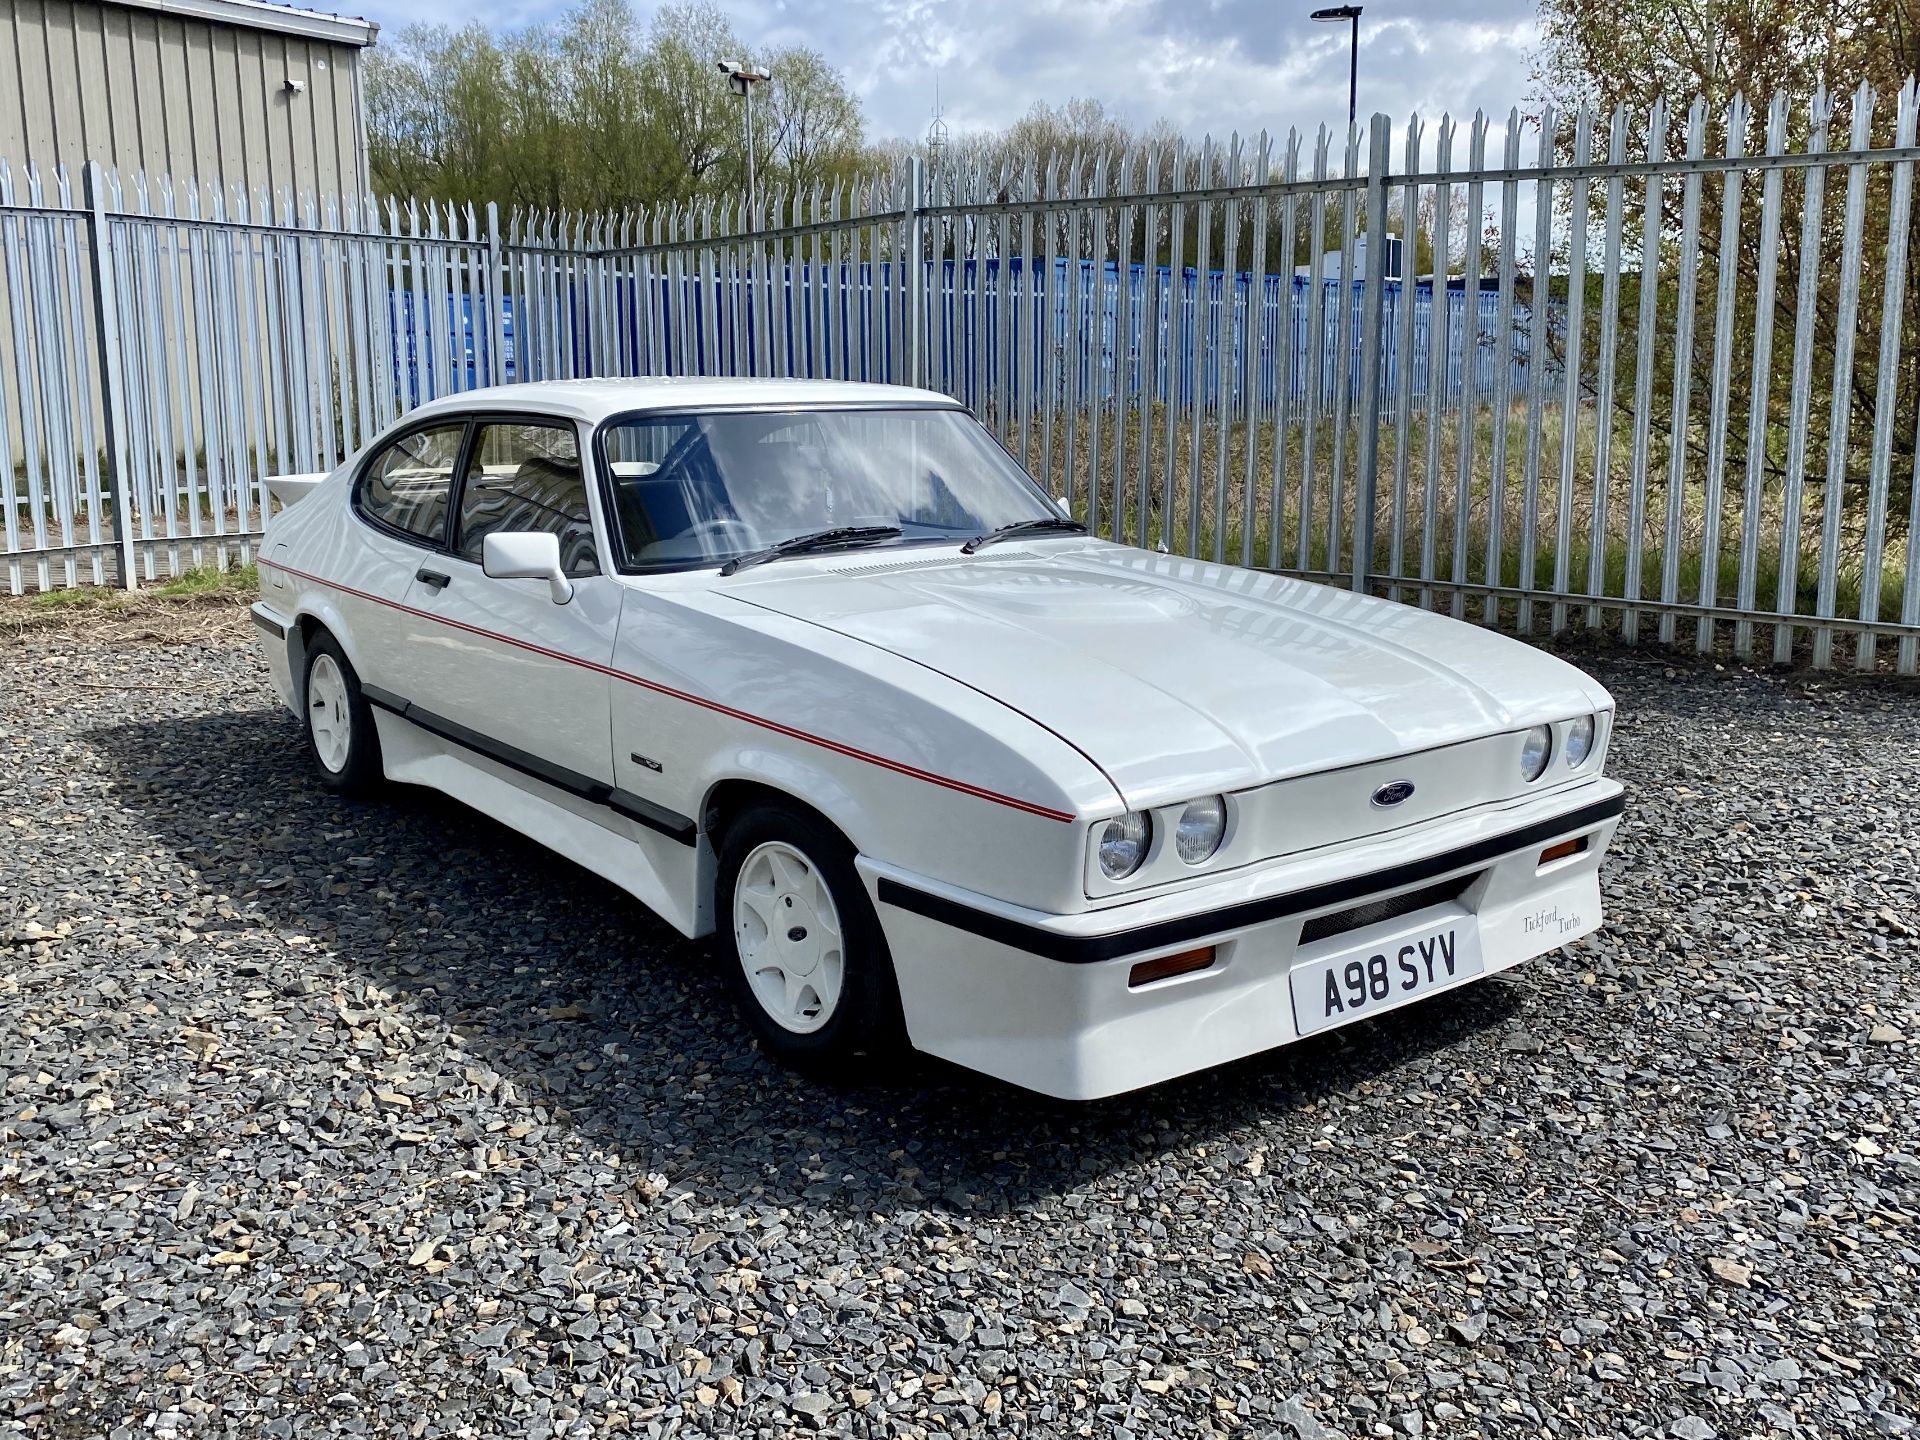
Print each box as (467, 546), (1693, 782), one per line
(1, 608), (1915, 1438)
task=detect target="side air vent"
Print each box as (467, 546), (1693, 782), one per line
(1297, 873), (1479, 946)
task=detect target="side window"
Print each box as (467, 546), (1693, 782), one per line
(455, 421), (598, 578)
(358, 422), (465, 544)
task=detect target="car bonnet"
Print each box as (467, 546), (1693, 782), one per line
(720, 543), (1607, 809)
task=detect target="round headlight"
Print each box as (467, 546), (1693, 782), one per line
(1519, 724), (1553, 782)
(1565, 714), (1596, 768)
(1174, 796), (1227, 865)
(1098, 811), (1152, 880)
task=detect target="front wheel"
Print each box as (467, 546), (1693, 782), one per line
(716, 803), (906, 1077)
(303, 634), (383, 797)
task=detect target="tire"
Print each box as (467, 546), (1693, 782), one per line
(715, 801), (906, 1077)
(302, 632), (383, 797)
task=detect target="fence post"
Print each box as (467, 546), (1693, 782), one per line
(905, 157), (926, 388)
(485, 201), (507, 387)
(1351, 116), (1392, 596)
(82, 162), (137, 591)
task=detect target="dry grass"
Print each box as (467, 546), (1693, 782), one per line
(0, 565), (256, 645)
(994, 399), (1913, 626)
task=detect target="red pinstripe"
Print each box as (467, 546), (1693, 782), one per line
(268, 561), (1078, 824)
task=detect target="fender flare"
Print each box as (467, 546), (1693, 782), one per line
(699, 747), (873, 853)
(288, 589), (371, 710)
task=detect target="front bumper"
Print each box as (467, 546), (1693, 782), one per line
(863, 779), (1625, 1099)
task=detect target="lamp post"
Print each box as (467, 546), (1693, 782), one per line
(716, 59), (773, 214)
(1309, 5), (1363, 129)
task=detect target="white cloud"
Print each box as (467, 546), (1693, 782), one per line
(369, 0), (1546, 149)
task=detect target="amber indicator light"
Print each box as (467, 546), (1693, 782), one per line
(1128, 946), (1216, 987)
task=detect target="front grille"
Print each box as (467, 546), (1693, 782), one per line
(1298, 873), (1479, 946)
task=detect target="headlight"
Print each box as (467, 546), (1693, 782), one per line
(1174, 796), (1227, 865)
(1520, 724), (1553, 782)
(1098, 811), (1152, 879)
(1565, 714), (1596, 768)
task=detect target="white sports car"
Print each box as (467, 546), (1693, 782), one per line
(252, 378), (1624, 1099)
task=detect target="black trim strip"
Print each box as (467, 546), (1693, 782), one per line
(251, 609), (287, 641)
(362, 685), (408, 714)
(877, 791), (1628, 964)
(365, 688), (697, 845)
(608, 788), (700, 844)
(403, 703), (604, 797)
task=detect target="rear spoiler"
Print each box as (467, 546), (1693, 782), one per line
(266, 472), (329, 508)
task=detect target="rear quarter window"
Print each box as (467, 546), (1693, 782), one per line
(357, 422), (466, 544)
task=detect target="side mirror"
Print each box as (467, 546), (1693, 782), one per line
(1054, 494), (1071, 517)
(482, 531), (573, 605)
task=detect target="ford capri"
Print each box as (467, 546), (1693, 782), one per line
(251, 378), (1624, 1099)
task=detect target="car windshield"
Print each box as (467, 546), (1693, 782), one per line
(600, 407), (1061, 569)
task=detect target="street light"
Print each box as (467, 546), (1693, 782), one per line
(716, 59), (773, 214)
(1309, 5), (1363, 129)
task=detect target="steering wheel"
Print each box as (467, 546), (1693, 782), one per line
(672, 516), (759, 551)
(648, 426), (708, 487)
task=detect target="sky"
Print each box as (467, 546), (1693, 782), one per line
(351, 0), (1549, 152)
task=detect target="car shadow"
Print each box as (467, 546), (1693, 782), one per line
(91, 707), (1524, 1218)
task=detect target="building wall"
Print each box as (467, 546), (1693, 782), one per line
(0, 0), (371, 202)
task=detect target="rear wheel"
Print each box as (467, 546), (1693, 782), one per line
(716, 802), (905, 1076)
(303, 634), (382, 797)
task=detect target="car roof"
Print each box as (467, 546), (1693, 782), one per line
(409, 377), (964, 424)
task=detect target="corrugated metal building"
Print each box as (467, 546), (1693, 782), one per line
(0, 0), (378, 198)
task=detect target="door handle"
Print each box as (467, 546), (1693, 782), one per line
(415, 568), (451, 592)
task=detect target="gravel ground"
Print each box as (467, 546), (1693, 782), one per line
(2, 601), (1916, 1440)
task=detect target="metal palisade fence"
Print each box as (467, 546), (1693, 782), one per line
(1, 80), (1917, 673)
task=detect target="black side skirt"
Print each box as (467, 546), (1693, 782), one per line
(363, 687), (697, 846)
(877, 791), (1627, 964)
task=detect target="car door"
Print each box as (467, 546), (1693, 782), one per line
(331, 417), (470, 693)
(393, 413), (620, 796)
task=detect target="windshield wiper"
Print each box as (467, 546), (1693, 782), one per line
(719, 525), (903, 576)
(960, 516), (1086, 554)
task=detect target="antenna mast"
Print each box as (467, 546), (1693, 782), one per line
(926, 78), (950, 183)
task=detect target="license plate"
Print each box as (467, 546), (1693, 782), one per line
(1289, 919), (1485, 1036)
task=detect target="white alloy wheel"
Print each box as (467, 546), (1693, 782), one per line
(307, 652), (353, 774)
(732, 840), (845, 1034)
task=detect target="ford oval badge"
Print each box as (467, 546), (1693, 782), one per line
(1371, 779), (1417, 808)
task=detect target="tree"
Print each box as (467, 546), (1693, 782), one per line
(495, 28), (576, 211)
(1535, 0), (1917, 141)
(363, 0), (869, 218)
(366, 24), (516, 203)
(760, 47), (866, 202)
(1533, 0), (1919, 551)
(549, 0), (649, 211)
(999, 98), (1134, 191)
(632, 3), (743, 203)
